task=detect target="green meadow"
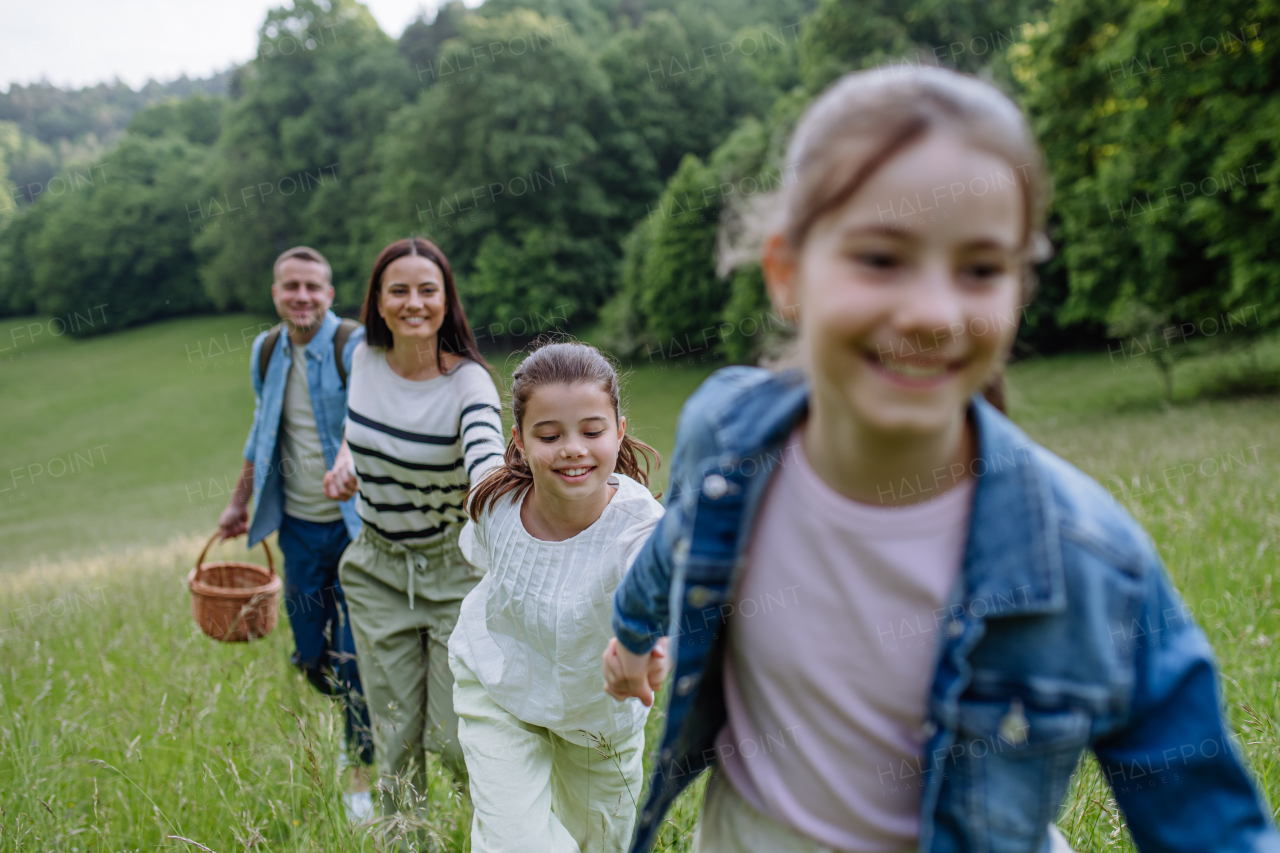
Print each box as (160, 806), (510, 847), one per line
(1, 314), (1278, 852)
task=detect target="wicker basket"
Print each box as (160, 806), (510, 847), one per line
(188, 532), (282, 642)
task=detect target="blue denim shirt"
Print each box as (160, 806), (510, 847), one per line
(243, 310), (363, 546)
(614, 366), (1278, 853)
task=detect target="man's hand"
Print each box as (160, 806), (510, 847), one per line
(324, 440), (358, 501)
(602, 636), (671, 707)
(218, 503), (249, 541)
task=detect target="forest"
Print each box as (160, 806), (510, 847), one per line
(0, 0), (1275, 368)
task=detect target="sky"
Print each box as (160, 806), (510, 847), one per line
(1, 0), (482, 91)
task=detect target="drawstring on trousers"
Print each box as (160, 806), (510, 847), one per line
(405, 551), (426, 609)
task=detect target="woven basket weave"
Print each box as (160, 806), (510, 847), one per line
(188, 532), (281, 643)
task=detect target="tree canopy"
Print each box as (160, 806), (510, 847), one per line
(0, 0), (1274, 367)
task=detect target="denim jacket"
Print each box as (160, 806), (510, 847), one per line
(243, 310), (363, 546)
(613, 366), (1278, 853)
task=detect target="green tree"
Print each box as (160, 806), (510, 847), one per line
(0, 202), (53, 317)
(196, 0), (415, 313)
(1011, 0), (1280, 354)
(373, 10), (632, 328)
(800, 0), (1050, 90)
(29, 133), (214, 333)
(126, 94), (224, 146)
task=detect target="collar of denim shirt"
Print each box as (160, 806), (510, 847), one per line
(701, 368), (1066, 619)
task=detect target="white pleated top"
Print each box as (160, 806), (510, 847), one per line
(450, 473), (664, 745)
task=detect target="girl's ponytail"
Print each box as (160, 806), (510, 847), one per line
(467, 438), (535, 522)
(615, 434), (660, 490)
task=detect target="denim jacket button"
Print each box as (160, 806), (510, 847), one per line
(676, 674), (701, 696)
(921, 720), (937, 739)
(686, 585), (715, 608)
(673, 538), (691, 564)
(948, 620), (965, 639)
(660, 747), (672, 763)
(702, 474), (729, 499)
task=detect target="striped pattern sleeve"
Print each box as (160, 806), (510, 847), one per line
(459, 379), (505, 482)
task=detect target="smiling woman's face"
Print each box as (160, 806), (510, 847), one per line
(377, 254), (447, 347)
(768, 132), (1025, 439)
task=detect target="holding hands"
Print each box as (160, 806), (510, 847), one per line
(602, 636), (671, 708)
(324, 439), (358, 501)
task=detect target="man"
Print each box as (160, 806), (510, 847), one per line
(219, 246), (373, 807)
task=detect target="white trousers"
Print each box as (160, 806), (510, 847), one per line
(451, 654), (646, 853)
(694, 772), (1076, 853)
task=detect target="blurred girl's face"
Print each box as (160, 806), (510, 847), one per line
(768, 133), (1025, 438)
(378, 254), (448, 346)
(514, 382), (625, 506)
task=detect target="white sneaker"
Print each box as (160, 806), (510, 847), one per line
(343, 790), (374, 822)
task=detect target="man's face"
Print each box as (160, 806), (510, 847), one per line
(271, 258), (333, 333)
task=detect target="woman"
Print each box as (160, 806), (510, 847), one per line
(324, 237), (504, 834)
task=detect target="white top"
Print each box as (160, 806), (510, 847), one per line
(345, 342), (504, 545)
(450, 473), (664, 744)
(717, 431), (974, 852)
(281, 343), (343, 522)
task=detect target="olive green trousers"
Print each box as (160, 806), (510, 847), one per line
(339, 524), (481, 843)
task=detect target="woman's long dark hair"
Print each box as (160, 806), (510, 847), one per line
(468, 340), (661, 520)
(360, 237), (489, 372)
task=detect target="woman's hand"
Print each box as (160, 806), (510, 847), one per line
(602, 636), (671, 707)
(324, 440), (358, 501)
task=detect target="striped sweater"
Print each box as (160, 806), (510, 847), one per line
(345, 342), (504, 545)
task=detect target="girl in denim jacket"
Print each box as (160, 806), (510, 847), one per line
(603, 66), (1279, 853)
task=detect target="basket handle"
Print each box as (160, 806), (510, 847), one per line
(196, 531), (276, 581)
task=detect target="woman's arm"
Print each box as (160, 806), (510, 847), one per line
(459, 367), (505, 483)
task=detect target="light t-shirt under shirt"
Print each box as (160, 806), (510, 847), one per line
(716, 430), (974, 852)
(280, 343), (343, 523)
(450, 473), (664, 745)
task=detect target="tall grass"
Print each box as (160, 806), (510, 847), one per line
(2, 318), (1278, 851)
(0, 535), (710, 852)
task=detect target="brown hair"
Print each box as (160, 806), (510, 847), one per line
(719, 65), (1051, 412)
(273, 245), (331, 281)
(467, 340), (661, 520)
(360, 237), (489, 373)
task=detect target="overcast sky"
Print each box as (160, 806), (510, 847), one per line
(1, 0), (481, 91)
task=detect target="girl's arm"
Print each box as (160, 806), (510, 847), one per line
(603, 636), (670, 707)
(1092, 552), (1280, 850)
(610, 415), (704, 657)
(607, 389), (713, 703)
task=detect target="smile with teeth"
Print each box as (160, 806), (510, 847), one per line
(880, 360), (948, 378)
(556, 466), (595, 479)
(867, 351), (962, 384)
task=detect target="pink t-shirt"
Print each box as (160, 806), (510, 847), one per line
(716, 431), (974, 852)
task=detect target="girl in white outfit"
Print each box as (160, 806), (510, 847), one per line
(448, 341), (669, 853)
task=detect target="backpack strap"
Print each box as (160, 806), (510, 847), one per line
(333, 318), (361, 388)
(259, 319), (359, 387)
(258, 324), (284, 384)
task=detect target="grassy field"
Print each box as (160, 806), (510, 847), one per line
(1, 314), (1278, 852)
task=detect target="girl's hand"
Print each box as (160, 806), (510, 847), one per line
(324, 440), (358, 501)
(602, 636), (670, 707)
